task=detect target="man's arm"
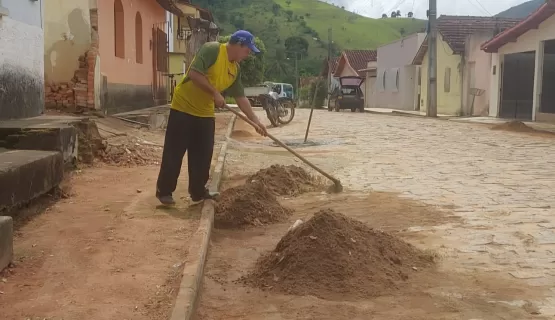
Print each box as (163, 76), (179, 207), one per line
(226, 71), (259, 121)
(189, 70), (218, 96)
(226, 74), (267, 135)
(187, 43), (222, 100)
(235, 96), (260, 121)
(235, 96), (267, 136)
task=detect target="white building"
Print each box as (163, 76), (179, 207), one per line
(0, 0), (44, 120)
(373, 33), (426, 111)
(482, 0), (555, 122)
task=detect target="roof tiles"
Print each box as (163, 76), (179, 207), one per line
(438, 16), (521, 53)
(482, 0), (555, 52)
(343, 50), (377, 72)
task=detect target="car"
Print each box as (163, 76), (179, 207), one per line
(328, 76), (365, 112)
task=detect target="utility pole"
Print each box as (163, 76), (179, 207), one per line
(427, 0), (438, 117)
(295, 53), (299, 105)
(326, 27), (332, 103)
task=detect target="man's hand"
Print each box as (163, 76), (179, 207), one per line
(252, 117), (268, 136)
(213, 92), (225, 109)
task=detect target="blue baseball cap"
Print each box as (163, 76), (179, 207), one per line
(230, 30), (260, 53)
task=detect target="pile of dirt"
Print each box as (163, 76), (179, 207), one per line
(215, 182), (292, 229)
(242, 209), (435, 300)
(231, 130), (255, 138)
(248, 165), (321, 196)
(491, 120), (537, 133)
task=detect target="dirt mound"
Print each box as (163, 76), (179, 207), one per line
(491, 120), (537, 133)
(242, 209), (435, 300)
(215, 182), (292, 229)
(231, 130), (255, 138)
(248, 165), (321, 196)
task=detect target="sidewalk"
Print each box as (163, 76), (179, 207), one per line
(364, 107), (452, 118)
(0, 113), (233, 320)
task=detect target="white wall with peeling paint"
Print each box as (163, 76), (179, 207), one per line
(0, 0), (45, 120)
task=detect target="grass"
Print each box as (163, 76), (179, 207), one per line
(199, 0), (426, 78)
(273, 0), (426, 49)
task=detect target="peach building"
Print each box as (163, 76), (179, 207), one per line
(43, 0), (181, 114)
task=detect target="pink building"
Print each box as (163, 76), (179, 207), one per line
(42, 0), (179, 114)
(96, 0), (169, 114)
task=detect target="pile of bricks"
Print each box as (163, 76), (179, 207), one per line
(45, 52), (92, 111)
(44, 82), (76, 108)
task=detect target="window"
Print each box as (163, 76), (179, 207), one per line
(394, 68), (400, 91)
(135, 12), (143, 63)
(444, 67), (451, 93)
(341, 87), (356, 95)
(114, 0), (125, 58)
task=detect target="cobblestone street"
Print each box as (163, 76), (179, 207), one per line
(225, 108), (555, 315)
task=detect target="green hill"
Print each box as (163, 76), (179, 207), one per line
(192, 0), (425, 81)
(273, 0), (425, 49)
(496, 0), (543, 18)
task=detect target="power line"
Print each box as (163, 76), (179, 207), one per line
(389, 0), (406, 14)
(466, 0), (492, 16)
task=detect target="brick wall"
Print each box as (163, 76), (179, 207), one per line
(44, 7), (99, 111)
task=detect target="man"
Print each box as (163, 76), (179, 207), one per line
(156, 30), (267, 206)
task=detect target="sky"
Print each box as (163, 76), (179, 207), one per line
(323, 0), (532, 19)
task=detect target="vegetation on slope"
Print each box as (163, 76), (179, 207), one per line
(273, 0), (425, 49)
(192, 0), (425, 83)
(495, 0), (543, 18)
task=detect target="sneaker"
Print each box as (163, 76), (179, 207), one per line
(157, 194), (176, 206)
(191, 190), (220, 204)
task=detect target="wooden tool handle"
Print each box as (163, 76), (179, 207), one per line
(224, 105), (341, 185)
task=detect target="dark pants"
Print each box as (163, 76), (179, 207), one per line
(156, 109), (215, 200)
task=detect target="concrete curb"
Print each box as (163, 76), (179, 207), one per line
(169, 114), (236, 320)
(0, 216), (13, 272)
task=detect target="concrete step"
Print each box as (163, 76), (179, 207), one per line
(0, 117), (80, 165)
(0, 216), (13, 271)
(0, 149), (64, 211)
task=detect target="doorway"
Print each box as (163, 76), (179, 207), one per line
(499, 51), (535, 120)
(540, 39), (555, 114)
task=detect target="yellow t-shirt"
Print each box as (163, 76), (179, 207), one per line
(171, 42), (244, 118)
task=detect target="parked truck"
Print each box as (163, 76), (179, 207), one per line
(244, 83), (296, 127)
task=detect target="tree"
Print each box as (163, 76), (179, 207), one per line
(391, 11), (397, 18)
(381, 13), (388, 18)
(309, 78), (326, 108)
(408, 11), (414, 18)
(284, 36), (309, 58)
(400, 27), (406, 35)
(230, 15), (245, 29)
(396, 10), (401, 17)
(265, 48), (291, 80)
(214, 10), (228, 23)
(219, 35), (266, 86)
(271, 3), (280, 15)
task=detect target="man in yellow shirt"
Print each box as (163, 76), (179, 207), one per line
(156, 30), (267, 205)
